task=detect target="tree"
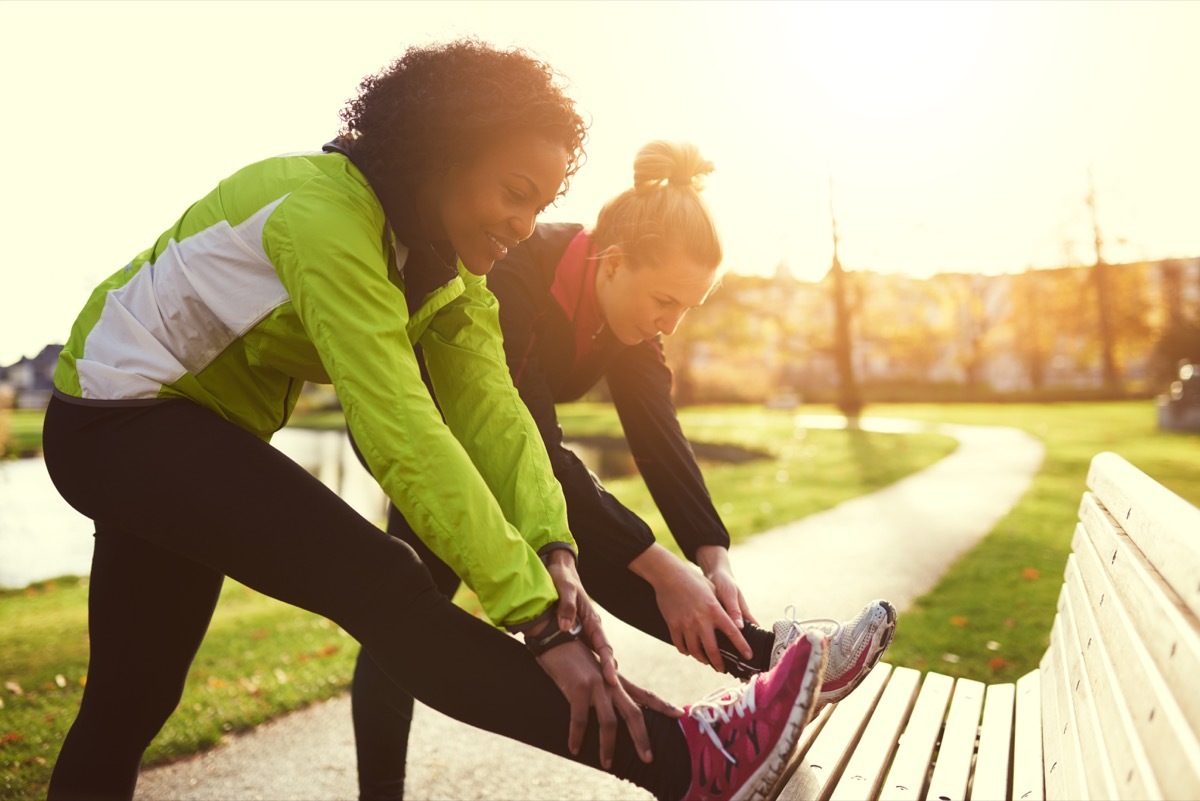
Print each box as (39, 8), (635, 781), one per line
(932, 272), (1006, 391)
(826, 176), (862, 419)
(1087, 171), (1122, 395)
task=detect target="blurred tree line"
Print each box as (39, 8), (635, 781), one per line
(656, 256), (1200, 409)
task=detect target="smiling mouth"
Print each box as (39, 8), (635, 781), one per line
(486, 233), (510, 259)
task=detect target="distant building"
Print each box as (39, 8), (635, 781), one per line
(0, 345), (62, 409)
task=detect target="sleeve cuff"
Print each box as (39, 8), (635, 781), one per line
(505, 602), (558, 635)
(537, 542), (577, 565)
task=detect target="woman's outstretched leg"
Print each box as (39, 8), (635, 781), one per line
(43, 398), (691, 798)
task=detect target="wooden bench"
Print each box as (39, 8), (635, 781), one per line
(775, 451), (1200, 801)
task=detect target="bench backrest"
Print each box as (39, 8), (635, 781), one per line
(1041, 450), (1200, 799)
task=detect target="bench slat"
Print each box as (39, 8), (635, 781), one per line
(1070, 523), (1163, 799)
(1086, 451), (1200, 621)
(1073, 509), (1200, 797)
(1011, 670), (1044, 801)
(1044, 611), (1090, 799)
(776, 705), (838, 801)
(1038, 638), (1066, 801)
(924, 677), (984, 801)
(971, 682), (1015, 800)
(1058, 559), (1120, 799)
(779, 664), (892, 800)
(830, 666), (921, 801)
(879, 672), (955, 801)
(1079, 491), (1200, 736)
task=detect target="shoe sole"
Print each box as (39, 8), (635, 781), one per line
(815, 600), (897, 711)
(733, 630), (828, 801)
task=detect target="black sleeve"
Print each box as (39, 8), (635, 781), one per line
(490, 268), (658, 570)
(605, 338), (731, 563)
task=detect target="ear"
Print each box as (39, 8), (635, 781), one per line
(598, 246), (624, 279)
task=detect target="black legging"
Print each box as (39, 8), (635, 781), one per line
(40, 396), (689, 801)
(351, 449), (775, 801)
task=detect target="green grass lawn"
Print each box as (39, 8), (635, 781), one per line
(1, 401), (1195, 799)
(863, 402), (1199, 685)
(1, 410), (44, 458)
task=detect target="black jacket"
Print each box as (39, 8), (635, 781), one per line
(486, 222), (731, 568)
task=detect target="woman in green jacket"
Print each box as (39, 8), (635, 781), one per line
(42, 39), (828, 801)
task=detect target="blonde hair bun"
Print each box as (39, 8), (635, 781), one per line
(633, 140), (713, 194)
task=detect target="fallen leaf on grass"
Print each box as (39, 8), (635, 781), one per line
(1022, 567), (1040, 580)
(950, 616), (969, 628)
(989, 657), (1008, 671)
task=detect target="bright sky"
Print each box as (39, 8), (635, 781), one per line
(3, 0), (1199, 365)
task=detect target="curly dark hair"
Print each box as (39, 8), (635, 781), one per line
(339, 38), (589, 198)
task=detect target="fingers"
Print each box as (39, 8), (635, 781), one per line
(623, 678), (685, 719)
(578, 608), (621, 685)
(610, 682), (654, 764)
(711, 579), (756, 658)
(736, 587), (759, 627)
(556, 583), (579, 633)
(683, 628), (713, 668)
(593, 684), (619, 769)
(712, 577), (745, 630)
(567, 693), (590, 759)
(699, 626), (725, 670)
(717, 612), (754, 661)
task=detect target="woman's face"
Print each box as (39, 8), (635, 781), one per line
(426, 131), (568, 276)
(594, 248), (717, 346)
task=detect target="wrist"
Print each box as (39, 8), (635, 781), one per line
(539, 544), (577, 569)
(628, 543), (682, 586)
(524, 603), (583, 656)
(694, 544), (730, 577)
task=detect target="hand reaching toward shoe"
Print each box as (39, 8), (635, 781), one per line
(630, 543), (756, 670)
(535, 548), (682, 766)
(534, 639), (682, 767)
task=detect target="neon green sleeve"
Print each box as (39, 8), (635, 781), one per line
(264, 177), (557, 628)
(420, 267), (576, 559)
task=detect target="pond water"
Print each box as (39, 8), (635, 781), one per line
(0, 428), (386, 590)
(0, 429), (766, 590)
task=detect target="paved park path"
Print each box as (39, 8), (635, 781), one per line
(133, 417), (1044, 801)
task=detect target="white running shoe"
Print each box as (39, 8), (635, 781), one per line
(769, 599), (897, 710)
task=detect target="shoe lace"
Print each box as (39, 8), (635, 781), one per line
(783, 604), (843, 639)
(688, 681), (759, 765)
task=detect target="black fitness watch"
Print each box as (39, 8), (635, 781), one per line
(525, 618), (584, 657)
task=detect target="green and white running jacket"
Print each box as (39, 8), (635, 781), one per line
(53, 150), (573, 629)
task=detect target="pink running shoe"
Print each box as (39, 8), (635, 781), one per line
(770, 599), (897, 711)
(679, 629), (828, 801)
